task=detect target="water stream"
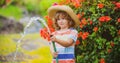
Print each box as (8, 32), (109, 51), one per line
(13, 17), (51, 62)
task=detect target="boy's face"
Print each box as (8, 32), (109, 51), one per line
(57, 17), (69, 29)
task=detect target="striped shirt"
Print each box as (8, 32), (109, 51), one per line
(51, 28), (78, 63)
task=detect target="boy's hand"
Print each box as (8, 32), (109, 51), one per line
(50, 35), (57, 42)
(52, 52), (58, 58)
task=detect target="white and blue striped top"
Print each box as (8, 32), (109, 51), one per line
(51, 28), (78, 63)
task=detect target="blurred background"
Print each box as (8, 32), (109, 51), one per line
(1, 0), (120, 63)
(0, 0), (60, 63)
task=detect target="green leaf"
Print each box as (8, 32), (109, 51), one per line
(93, 58), (99, 63)
(98, 46), (102, 49)
(106, 42), (110, 45)
(89, 7), (95, 14)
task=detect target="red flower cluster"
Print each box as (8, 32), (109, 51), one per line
(118, 18), (120, 23)
(115, 2), (120, 8)
(76, 40), (80, 45)
(100, 58), (105, 63)
(72, 0), (81, 8)
(81, 32), (89, 40)
(79, 18), (88, 28)
(40, 28), (50, 41)
(78, 32), (89, 40)
(110, 42), (114, 47)
(98, 3), (104, 8)
(118, 30), (120, 35)
(99, 16), (111, 22)
(60, 0), (84, 8)
(93, 27), (98, 32)
(6, 0), (11, 4)
(107, 49), (112, 53)
(87, 18), (93, 25)
(45, 16), (55, 33)
(77, 12), (84, 19)
(77, 14), (82, 19)
(40, 16), (55, 41)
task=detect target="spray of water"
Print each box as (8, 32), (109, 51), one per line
(13, 17), (51, 62)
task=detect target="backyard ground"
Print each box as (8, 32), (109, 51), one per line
(0, 33), (52, 63)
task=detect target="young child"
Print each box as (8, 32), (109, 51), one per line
(47, 5), (79, 63)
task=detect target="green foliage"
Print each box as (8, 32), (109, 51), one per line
(74, 1), (120, 63)
(0, 5), (22, 20)
(0, 0), (4, 6)
(0, 0), (61, 21)
(23, 0), (39, 14)
(56, 0), (120, 63)
(38, 0), (61, 16)
(23, 0), (60, 16)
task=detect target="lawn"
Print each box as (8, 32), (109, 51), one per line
(0, 33), (52, 63)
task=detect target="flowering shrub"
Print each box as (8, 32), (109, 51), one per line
(55, 0), (120, 63)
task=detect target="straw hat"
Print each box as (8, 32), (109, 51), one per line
(47, 5), (79, 27)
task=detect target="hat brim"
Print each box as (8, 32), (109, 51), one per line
(47, 5), (79, 28)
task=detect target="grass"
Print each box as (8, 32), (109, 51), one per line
(0, 34), (17, 55)
(0, 33), (52, 63)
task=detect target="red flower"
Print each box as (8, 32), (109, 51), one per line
(65, 0), (71, 4)
(6, 0), (11, 4)
(81, 12), (84, 16)
(45, 16), (55, 33)
(118, 30), (120, 35)
(73, 2), (81, 8)
(78, 32), (83, 38)
(71, 0), (81, 8)
(117, 18), (120, 23)
(77, 14), (82, 19)
(45, 16), (53, 26)
(81, 32), (89, 40)
(93, 27), (98, 32)
(40, 28), (50, 41)
(88, 20), (93, 25)
(98, 3), (104, 8)
(107, 49), (112, 53)
(49, 27), (55, 33)
(52, 3), (58, 6)
(76, 40), (80, 45)
(116, 2), (120, 8)
(40, 16), (55, 41)
(110, 42), (114, 47)
(112, 1), (117, 4)
(87, 18), (93, 25)
(99, 16), (106, 22)
(81, 18), (88, 25)
(99, 16), (111, 22)
(105, 16), (111, 22)
(79, 22), (84, 28)
(100, 58), (105, 63)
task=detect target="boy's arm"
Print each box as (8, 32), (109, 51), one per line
(51, 36), (74, 47)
